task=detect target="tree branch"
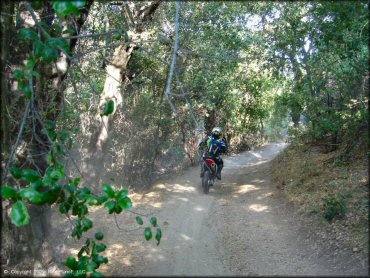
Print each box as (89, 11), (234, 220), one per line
(164, 1), (180, 113)
(1, 101), (30, 184)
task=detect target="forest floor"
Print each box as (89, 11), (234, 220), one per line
(47, 142), (368, 276)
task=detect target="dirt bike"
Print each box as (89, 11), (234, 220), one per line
(201, 155), (218, 194)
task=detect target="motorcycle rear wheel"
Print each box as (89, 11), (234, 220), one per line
(202, 171), (210, 194)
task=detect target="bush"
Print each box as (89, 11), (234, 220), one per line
(322, 194), (347, 221)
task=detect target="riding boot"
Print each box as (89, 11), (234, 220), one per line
(216, 163), (223, 180)
(216, 168), (221, 180)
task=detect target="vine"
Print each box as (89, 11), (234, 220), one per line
(1, 1), (162, 277)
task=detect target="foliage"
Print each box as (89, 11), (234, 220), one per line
(1, 0), (368, 274)
(2, 1), (163, 276)
(322, 194), (347, 221)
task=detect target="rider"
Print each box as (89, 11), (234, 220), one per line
(199, 127), (228, 180)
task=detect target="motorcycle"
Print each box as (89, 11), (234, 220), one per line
(201, 154), (218, 194)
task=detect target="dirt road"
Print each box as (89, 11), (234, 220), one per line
(53, 143), (368, 276)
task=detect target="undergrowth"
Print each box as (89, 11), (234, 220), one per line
(271, 131), (368, 252)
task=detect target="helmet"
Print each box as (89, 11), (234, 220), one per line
(211, 127), (222, 138)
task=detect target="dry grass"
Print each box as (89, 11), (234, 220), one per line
(272, 140), (369, 252)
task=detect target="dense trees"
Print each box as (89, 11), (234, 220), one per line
(1, 0), (368, 275)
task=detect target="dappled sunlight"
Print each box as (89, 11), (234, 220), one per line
(105, 243), (124, 258)
(249, 159), (269, 167)
(250, 178), (266, 184)
(236, 184), (259, 194)
(172, 183), (196, 193)
(194, 205), (204, 212)
(257, 192), (274, 200)
(68, 247), (79, 256)
(249, 204), (269, 212)
(250, 151), (262, 158)
(181, 233), (193, 241)
(145, 191), (161, 198)
(176, 197), (189, 202)
(154, 183), (167, 189)
(149, 202), (163, 208)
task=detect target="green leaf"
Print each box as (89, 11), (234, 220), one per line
(95, 243), (106, 253)
(1, 186), (17, 199)
(59, 131), (70, 142)
(19, 28), (39, 41)
(31, 180), (43, 190)
(150, 216), (157, 227)
(46, 38), (70, 54)
(63, 28), (76, 35)
(87, 197), (96, 206)
(116, 189), (128, 199)
(51, 23), (62, 35)
(11, 201), (30, 227)
(113, 31), (122, 40)
(43, 185), (62, 205)
(117, 196), (132, 210)
(78, 187), (91, 200)
(71, 227), (82, 239)
(65, 257), (78, 271)
(144, 227), (152, 241)
(77, 247), (86, 258)
(22, 169), (41, 183)
(101, 100), (115, 116)
(50, 170), (63, 180)
(79, 204), (88, 217)
(72, 203), (80, 216)
(95, 196), (107, 205)
(81, 218), (93, 231)
(95, 232), (104, 241)
(135, 216), (144, 225)
(42, 46), (59, 62)
(77, 255), (88, 269)
(34, 41), (45, 58)
(13, 70), (25, 80)
(86, 262), (98, 273)
(10, 167), (22, 179)
(44, 119), (56, 129)
(104, 200), (115, 214)
(155, 228), (162, 245)
(21, 83), (32, 99)
(92, 255), (108, 265)
(102, 183), (115, 198)
(114, 203), (123, 214)
(18, 188), (42, 204)
(59, 202), (70, 214)
(31, 71), (41, 78)
(52, 0), (86, 16)
(91, 271), (103, 277)
(31, 0), (43, 10)
(25, 56), (36, 70)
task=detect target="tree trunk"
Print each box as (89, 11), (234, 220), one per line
(0, 1), (14, 160)
(92, 2), (161, 152)
(94, 44), (134, 151)
(2, 0), (92, 267)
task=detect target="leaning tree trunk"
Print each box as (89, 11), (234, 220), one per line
(92, 1), (161, 152)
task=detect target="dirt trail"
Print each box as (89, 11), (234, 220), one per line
(53, 143), (368, 276)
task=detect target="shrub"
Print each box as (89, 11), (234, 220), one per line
(322, 194), (347, 221)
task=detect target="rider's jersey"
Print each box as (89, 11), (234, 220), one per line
(202, 135), (227, 157)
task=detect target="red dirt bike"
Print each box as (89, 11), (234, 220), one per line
(201, 154), (218, 194)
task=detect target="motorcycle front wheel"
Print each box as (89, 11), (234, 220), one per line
(202, 170), (210, 194)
